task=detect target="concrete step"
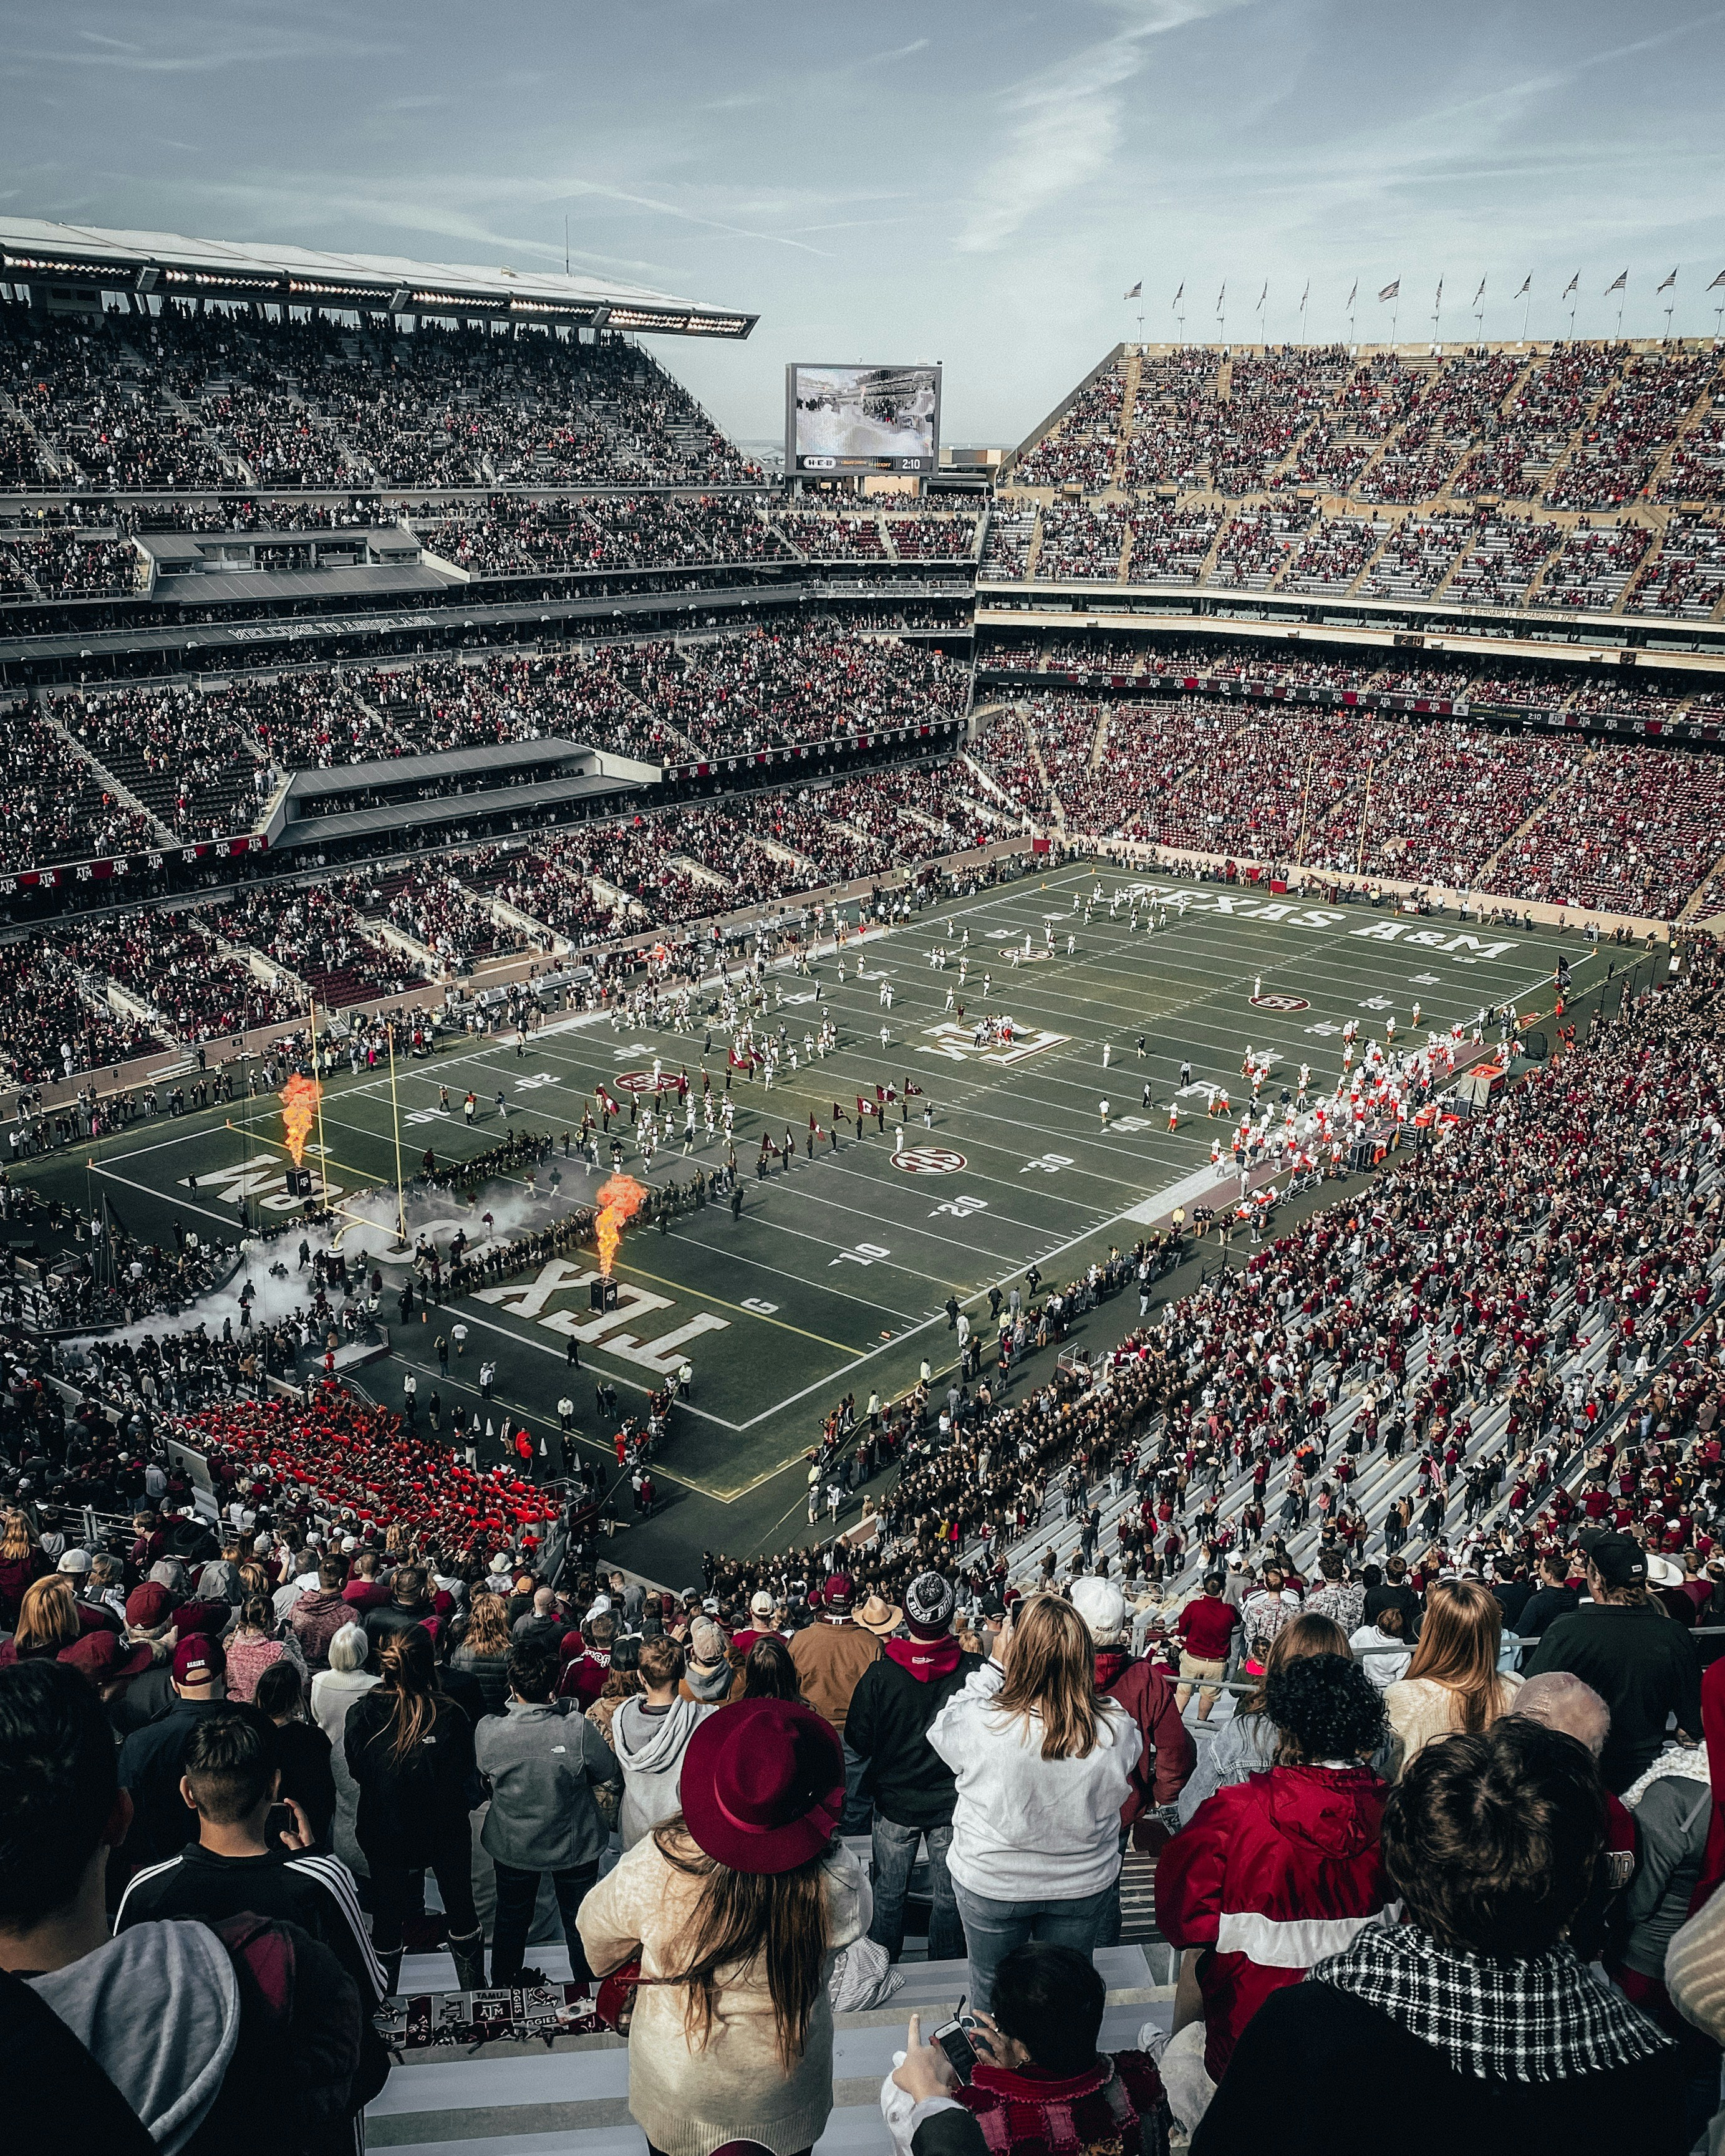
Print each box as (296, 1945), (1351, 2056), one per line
(369, 1947), (1171, 2156)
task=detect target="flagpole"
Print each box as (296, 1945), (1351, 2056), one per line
(1522, 279), (1532, 342)
(387, 1018), (408, 1250)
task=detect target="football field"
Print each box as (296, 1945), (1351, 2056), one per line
(36, 857), (1611, 1571)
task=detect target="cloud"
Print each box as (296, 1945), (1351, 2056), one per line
(857, 38), (930, 67)
(955, 0), (1239, 254)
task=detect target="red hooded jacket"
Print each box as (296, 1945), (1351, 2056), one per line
(1093, 1647), (1197, 1822)
(1156, 1763), (1393, 2082)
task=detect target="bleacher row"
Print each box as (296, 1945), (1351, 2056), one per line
(983, 495), (1721, 616)
(0, 758), (1009, 1084)
(0, 298), (751, 491)
(0, 501), (983, 600)
(970, 690), (1725, 921)
(0, 621), (969, 871)
(979, 630), (1725, 726)
(1007, 340), (1724, 508)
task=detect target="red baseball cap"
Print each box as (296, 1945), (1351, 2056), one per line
(172, 1634), (226, 1686)
(173, 1600), (230, 1637)
(60, 1632), (154, 1683)
(125, 1582), (175, 1629)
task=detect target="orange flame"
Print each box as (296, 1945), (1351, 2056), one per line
(594, 1172), (647, 1278)
(281, 1072), (322, 1168)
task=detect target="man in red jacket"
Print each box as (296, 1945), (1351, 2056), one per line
(1069, 1577), (1196, 1949)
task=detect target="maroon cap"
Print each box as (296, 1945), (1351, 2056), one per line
(125, 1582), (174, 1629)
(172, 1633), (226, 1686)
(679, 1700), (844, 1876)
(60, 1632), (154, 1683)
(173, 1600), (229, 1637)
(822, 1574), (854, 1609)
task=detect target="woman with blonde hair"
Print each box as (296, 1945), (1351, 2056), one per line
(927, 1592), (1141, 2006)
(0, 1574), (81, 1663)
(449, 1587), (513, 1716)
(0, 1510), (46, 1630)
(1384, 1577), (1521, 1773)
(578, 1698), (863, 2156)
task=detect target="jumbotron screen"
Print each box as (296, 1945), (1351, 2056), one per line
(785, 362), (942, 476)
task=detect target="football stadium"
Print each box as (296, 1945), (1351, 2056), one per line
(2, 13), (1725, 2149)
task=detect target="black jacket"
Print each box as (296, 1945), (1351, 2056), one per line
(1518, 1583), (1580, 1640)
(844, 1643), (982, 1828)
(1192, 1973), (1685, 2156)
(361, 1599), (435, 1655)
(115, 1695), (232, 1868)
(114, 1840), (386, 2008)
(342, 1687), (476, 1864)
(1526, 1602), (1703, 1793)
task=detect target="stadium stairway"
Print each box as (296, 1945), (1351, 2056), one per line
(367, 1943), (1173, 2156)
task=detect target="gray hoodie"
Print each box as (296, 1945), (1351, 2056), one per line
(31, 1920), (239, 2154)
(613, 1695), (714, 1849)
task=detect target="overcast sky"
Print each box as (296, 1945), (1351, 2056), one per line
(4, 0), (1723, 446)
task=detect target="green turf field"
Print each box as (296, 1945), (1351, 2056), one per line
(24, 857), (1605, 1572)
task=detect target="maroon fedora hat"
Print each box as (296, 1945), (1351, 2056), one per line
(679, 1700), (844, 1875)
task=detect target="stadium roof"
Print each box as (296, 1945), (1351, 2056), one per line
(0, 217), (756, 340)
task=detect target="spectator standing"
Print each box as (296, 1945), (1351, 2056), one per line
(577, 1699), (864, 2156)
(679, 1615), (743, 1704)
(1517, 1553), (1581, 1642)
(927, 1593), (1140, 2007)
(289, 1558), (355, 1672)
(1384, 1579), (1522, 1775)
(114, 1705), (385, 2014)
(253, 1661), (338, 1852)
(1070, 1577), (1196, 1944)
(1348, 1605), (1411, 1689)
(362, 1562), (436, 1656)
(1172, 1574), (1241, 1721)
(1157, 1655), (1393, 2101)
(309, 1620), (379, 1741)
(846, 1571), (980, 1963)
(1526, 1534), (1703, 1793)
(474, 1640), (622, 1990)
(741, 1633), (803, 1701)
(115, 1629), (230, 1869)
(344, 1626), (484, 1993)
(1177, 1614), (1351, 1823)
(614, 1634), (715, 1848)
(225, 1594), (307, 1704)
(789, 1572), (882, 1831)
(1193, 1721), (1684, 2155)
(0, 1662), (384, 2153)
